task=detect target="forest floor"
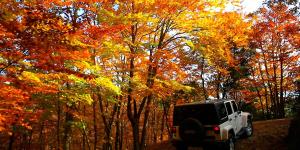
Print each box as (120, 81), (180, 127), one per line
(149, 118), (291, 150)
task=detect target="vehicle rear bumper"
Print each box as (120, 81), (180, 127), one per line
(172, 139), (226, 148)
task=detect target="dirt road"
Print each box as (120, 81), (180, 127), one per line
(150, 119), (291, 150)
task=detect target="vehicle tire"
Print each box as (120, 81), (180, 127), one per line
(175, 142), (188, 150)
(224, 133), (235, 150)
(179, 118), (204, 146)
(202, 145), (212, 150)
(245, 118), (253, 137)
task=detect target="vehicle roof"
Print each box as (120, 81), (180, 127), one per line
(175, 99), (235, 107)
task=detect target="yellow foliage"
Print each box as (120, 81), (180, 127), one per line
(194, 11), (252, 67)
(19, 71), (41, 84)
(93, 77), (121, 95)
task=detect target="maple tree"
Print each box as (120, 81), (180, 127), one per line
(248, 2), (299, 118)
(0, 0), (121, 149)
(184, 11), (253, 100)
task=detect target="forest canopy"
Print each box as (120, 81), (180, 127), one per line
(0, 0), (299, 150)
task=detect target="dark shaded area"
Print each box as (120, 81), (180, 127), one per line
(287, 80), (300, 150)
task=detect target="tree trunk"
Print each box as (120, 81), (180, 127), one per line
(272, 56), (280, 118)
(200, 57), (207, 99)
(216, 73), (221, 99)
(160, 108), (165, 142)
(115, 99), (122, 150)
(8, 131), (15, 150)
(98, 95), (118, 150)
(256, 88), (266, 118)
(57, 99), (61, 149)
(261, 49), (276, 118)
(279, 52), (285, 118)
(63, 107), (74, 150)
(132, 121), (140, 150)
(39, 122), (45, 150)
(93, 101), (97, 150)
(140, 95), (152, 150)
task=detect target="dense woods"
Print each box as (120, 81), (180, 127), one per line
(0, 0), (299, 150)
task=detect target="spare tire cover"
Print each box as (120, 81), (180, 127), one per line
(179, 118), (204, 145)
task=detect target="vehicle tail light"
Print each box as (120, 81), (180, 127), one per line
(213, 125), (220, 134)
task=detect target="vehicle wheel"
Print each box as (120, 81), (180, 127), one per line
(175, 142), (188, 150)
(224, 133), (235, 150)
(179, 118), (204, 145)
(245, 118), (253, 137)
(202, 145), (212, 150)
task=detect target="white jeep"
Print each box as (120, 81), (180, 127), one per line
(172, 99), (253, 150)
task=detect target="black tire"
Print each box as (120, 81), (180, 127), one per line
(245, 118), (253, 137)
(175, 142), (188, 150)
(179, 118), (204, 146)
(224, 133), (235, 150)
(202, 145), (211, 150)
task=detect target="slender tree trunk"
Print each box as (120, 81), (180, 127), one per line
(99, 95), (118, 150)
(150, 102), (157, 144)
(82, 105), (86, 150)
(216, 73), (221, 99)
(57, 98), (61, 149)
(136, 96), (154, 150)
(115, 99), (122, 150)
(160, 109), (165, 142)
(272, 56), (280, 118)
(163, 103), (172, 138)
(279, 53), (285, 118)
(120, 122), (124, 150)
(261, 49), (276, 118)
(93, 101), (97, 150)
(200, 57), (207, 99)
(8, 131), (15, 150)
(127, 22), (139, 149)
(257, 60), (271, 118)
(39, 122), (45, 150)
(63, 107), (74, 150)
(28, 130), (33, 150)
(256, 88), (266, 118)
(264, 90), (270, 119)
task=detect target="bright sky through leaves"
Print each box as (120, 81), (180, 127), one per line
(242, 0), (264, 13)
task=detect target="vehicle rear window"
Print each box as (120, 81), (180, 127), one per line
(173, 104), (219, 125)
(225, 102), (233, 115)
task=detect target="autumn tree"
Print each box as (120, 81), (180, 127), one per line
(184, 10), (253, 100)
(0, 1), (122, 149)
(249, 2), (300, 118)
(98, 0), (244, 149)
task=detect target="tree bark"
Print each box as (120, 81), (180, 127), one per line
(63, 108), (73, 150)
(93, 101), (97, 150)
(57, 98), (61, 149)
(279, 50), (285, 118)
(8, 131), (15, 150)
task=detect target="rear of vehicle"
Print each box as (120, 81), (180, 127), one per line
(172, 102), (227, 148)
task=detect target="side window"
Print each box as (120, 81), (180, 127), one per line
(231, 101), (238, 112)
(218, 103), (227, 119)
(225, 102), (233, 115)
